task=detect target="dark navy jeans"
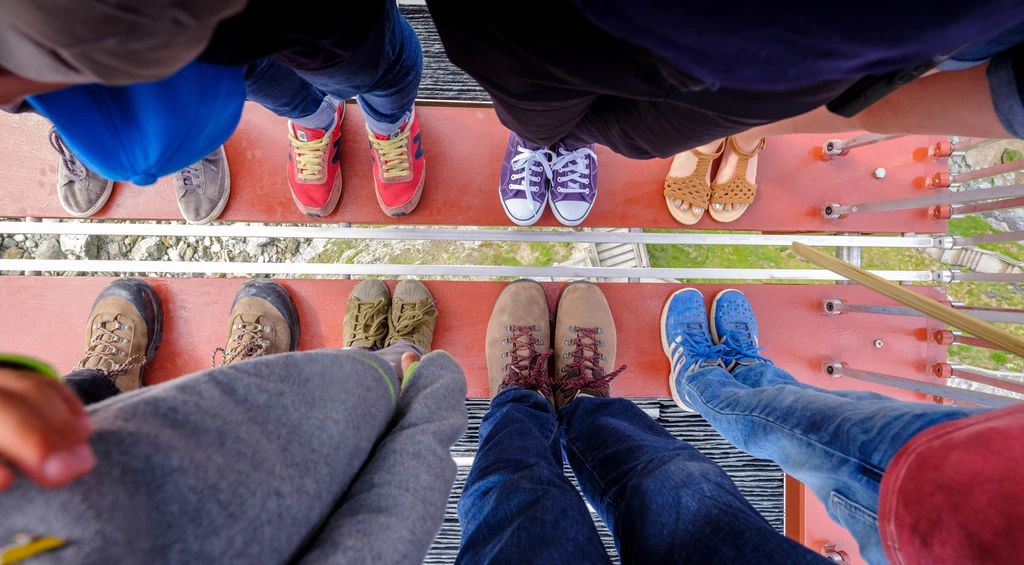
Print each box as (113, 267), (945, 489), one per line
(679, 363), (985, 565)
(458, 387), (828, 564)
(243, 0), (422, 134)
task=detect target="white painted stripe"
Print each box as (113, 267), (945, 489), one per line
(0, 222), (938, 248)
(0, 259), (935, 281)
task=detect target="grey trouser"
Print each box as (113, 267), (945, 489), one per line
(0, 344), (468, 565)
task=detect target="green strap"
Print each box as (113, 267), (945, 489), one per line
(0, 354), (59, 380)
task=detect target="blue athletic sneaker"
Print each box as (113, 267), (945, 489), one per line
(661, 288), (726, 410)
(710, 289), (774, 371)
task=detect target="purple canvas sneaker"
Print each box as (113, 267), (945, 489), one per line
(550, 141), (598, 226)
(499, 131), (553, 226)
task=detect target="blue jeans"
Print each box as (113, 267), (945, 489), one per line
(679, 363), (985, 565)
(243, 0), (422, 134)
(458, 387), (829, 564)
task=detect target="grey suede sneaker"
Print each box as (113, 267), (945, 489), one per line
(51, 128), (114, 217)
(174, 146), (231, 224)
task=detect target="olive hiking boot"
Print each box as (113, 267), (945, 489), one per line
(552, 281), (626, 408)
(74, 278), (163, 392)
(384, 279), (437, 350)
(485, 279), (554, 404)
(213, 279), (300, 365)
(343, 279), (391, 349)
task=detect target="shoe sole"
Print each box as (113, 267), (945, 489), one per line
(292, 173), (343, 218)
(377, 162), (425, 217)
(661, 288), (703, 412)
(549, 191), (595, 227)
(184, 146), (232, 225)
(60, 179), (114, 218)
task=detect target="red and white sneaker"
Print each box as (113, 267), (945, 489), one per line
(287, 103), (345, 218)
(367, 108), (425, 217)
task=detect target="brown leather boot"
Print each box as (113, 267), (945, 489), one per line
(74, 278), (163, 392)
(213, 279), (300, 365)
(485, 279), (554, 405)
(553, 281), (626, 408)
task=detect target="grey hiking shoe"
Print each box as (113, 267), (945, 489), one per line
(174, 146), (231, 224)
(51, 128), (114, 217)
(344, 279), (392, 349)
(385, 280), (437, 350)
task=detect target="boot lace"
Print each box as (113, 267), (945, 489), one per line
(559, 326), (626, 392)
(212, 321), (270, 366)
(369, 128), (412, 178)
(73, 315), (146, 376)
(551, 146), (596, 194)
(346, 298), (390, 347)
(386, 300), (438, 346)
(501, 324), (552, 390)
(719, 327), (773, 366)
(290, 132), (330, 181)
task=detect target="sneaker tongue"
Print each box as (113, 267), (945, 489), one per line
(372, 120), (409, 142)
(290, 122), (327, 143)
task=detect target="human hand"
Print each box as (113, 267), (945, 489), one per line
(0, 367), (94, 491)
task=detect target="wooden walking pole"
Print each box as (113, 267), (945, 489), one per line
(791, 242), (1024, 358)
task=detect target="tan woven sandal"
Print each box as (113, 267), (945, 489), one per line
(663, 142), (725, 225)
(709, 136), (766, 223)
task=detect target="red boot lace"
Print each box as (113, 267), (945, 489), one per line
(560, 326), (626, 392)
(502, 324), (552, 390)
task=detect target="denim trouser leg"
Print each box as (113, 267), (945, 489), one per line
(244, 58), (326, 120)
(560, 397), (829, 565)
(244, 0), (422, 132)
(64, 369), (120, 405)
(680, 363), (985, 565)
(457, 387), (610, 565)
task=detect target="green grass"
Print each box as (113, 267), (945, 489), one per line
(948, 216), (1024, 263)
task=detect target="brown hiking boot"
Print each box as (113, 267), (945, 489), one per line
(553, 281), (626, 408)
(485, 279), (554, 404)
(343, 279), (391, 349)
(384, 279), (437, 351)
(74, 278), (163, 392)
(213, 279), (300, 365)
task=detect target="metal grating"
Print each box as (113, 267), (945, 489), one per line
(401, 5), (491, 102)
(426, 399), (785, 563)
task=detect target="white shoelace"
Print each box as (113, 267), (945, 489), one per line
(508, 147), (554, 204)
(552, 146), (597, 194)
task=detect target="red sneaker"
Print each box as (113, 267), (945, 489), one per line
(367, 108), (425, 217)
(287, 103), (344, 217)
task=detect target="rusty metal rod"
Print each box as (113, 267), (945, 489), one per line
(950, 196), (1024, 216)
(954, 231), (1024, 245)
(824, 363), (1019, 408)
(949, 365), (1024, 396)
(822, 133), (905, 156)
(952, 159), (1024, 183)
(822, 183), (1024, 217)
